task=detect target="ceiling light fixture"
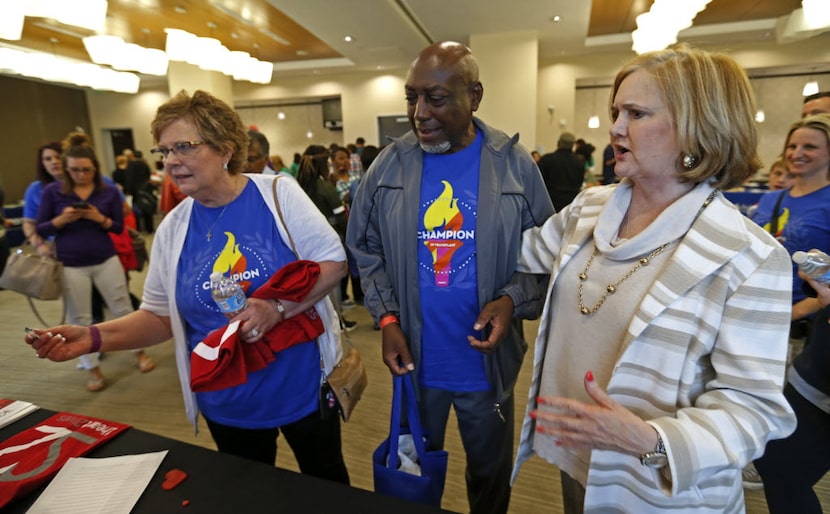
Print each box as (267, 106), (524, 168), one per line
(164, 28), (272, 84)
(802, 0), (830, 30)
(803, 80), (819, 96)
(259, 28), (290, 46)
(83, 35), (168, 76)
(344, 36), (353, 42)
(0, 2), (26, 41)
(0, 44), (139, 93)
(631, 0), (712, 54)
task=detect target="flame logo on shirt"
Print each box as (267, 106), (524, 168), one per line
(763, 207), (790, 243)
(212, 232), (250, 291)
(423, 180), (464, 287)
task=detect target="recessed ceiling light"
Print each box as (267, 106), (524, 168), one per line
(344, 36), (353, 42)
(296, 50), (309, 56)
(550, 15), (561, 22)
(174, 6), (186, 14)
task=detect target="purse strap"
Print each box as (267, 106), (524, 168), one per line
(27, 296), (66, 326)
(387, 374), (430, 469)
(270, 176), (352, 348)
(769, 189), (787, 237)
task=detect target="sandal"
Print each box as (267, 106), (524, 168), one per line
(87, 375), (105, 392)
(137, 354), (155, 373)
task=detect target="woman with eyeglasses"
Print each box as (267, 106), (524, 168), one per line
(34, 132), (154, 391)
(25, 90), (351, 483)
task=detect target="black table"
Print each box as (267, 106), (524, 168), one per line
(2, 409), (455, 513)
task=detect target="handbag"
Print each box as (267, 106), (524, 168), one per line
(0, 242), (66, 325)
(325, 343), (368, 421)
(270, 176), (368, 421)
(373, 374), (448, 507)
(0, 243), (63, 300)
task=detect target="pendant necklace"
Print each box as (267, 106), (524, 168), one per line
(577, 188), (719, 315)
(204, 177), (239, 242)
(205, 205), (229, 242)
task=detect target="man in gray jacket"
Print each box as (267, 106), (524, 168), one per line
(347, 41), (553, 514)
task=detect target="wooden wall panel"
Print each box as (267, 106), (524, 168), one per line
(0, 76), (91, 204)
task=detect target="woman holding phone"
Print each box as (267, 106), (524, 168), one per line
(35, 132), (153, 391)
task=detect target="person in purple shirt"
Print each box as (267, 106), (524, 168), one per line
(36, 132), (153, 391)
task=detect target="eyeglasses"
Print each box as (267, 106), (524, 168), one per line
(150, 141), (205, 159)
(67, 167), (95, 173)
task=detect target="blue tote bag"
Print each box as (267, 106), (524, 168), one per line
(372, 374), (448, 507)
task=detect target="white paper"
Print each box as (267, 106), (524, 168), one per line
(0, 400), (39, 429)
(26, 450), (168, 514)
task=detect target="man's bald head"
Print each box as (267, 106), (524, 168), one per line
(405, 41), (484, 154)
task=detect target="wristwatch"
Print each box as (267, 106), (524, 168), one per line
(639, 431), (668, 469)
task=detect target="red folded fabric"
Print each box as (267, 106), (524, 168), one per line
(190, 260), (325, 393)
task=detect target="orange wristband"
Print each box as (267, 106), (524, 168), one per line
(379, 314), (399, 329)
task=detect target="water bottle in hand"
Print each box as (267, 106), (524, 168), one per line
(793, 250), (830, 283)
(210, 271), (248, 317)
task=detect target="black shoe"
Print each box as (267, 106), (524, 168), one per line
(343, 320), (358, 332)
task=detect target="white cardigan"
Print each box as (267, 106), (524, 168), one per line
(512, 183), (796, 513)
(141, 174), (346, 432)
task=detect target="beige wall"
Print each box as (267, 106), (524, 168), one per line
(471, 31), (538, 149)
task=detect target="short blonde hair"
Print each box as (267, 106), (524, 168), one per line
(781, 114), (830, 157)
(151, 90), (248, 175)
(611, 44), (761, 190)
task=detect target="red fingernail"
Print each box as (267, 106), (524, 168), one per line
(535, 426), (544, 433)
(536, 396), (546, 405)
(585, 370), (594, 382)
(529, 411), (537, 420)
(555, 440), (562, 446)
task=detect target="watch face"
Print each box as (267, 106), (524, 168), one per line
(642, 453), (669, 468)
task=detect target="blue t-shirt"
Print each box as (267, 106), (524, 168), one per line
(418, 130), (488, 391)
(175, 180), (320, 428)
(752, 185), (830, 303)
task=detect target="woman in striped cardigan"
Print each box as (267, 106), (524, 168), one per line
(511, 45), (796, 513)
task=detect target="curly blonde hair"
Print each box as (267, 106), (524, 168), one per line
(151, 90), (248, 175)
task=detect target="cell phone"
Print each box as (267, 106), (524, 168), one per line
(72, 201), (89, 209)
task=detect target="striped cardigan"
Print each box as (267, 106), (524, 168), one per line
(512, 183), (796, 513)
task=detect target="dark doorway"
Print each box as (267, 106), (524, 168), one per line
(109, 129), (135, 159)
(377, 115), (410, 145)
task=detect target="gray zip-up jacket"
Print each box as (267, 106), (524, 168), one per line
(346, 117), (554, 410)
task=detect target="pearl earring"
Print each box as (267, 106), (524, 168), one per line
(682, 154), (698, 170)
(223, 162), (228, 171)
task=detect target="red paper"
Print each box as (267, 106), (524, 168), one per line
(0, 412), (130, 508)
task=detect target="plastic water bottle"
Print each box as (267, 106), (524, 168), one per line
(210, 271), (248, 317)
(792, 250), (830, 283)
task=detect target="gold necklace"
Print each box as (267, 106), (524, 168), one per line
(577, 242), (674, 315)
(576, 188), (719, 315)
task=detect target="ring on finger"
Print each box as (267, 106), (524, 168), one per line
(251, 328), (259, 337)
